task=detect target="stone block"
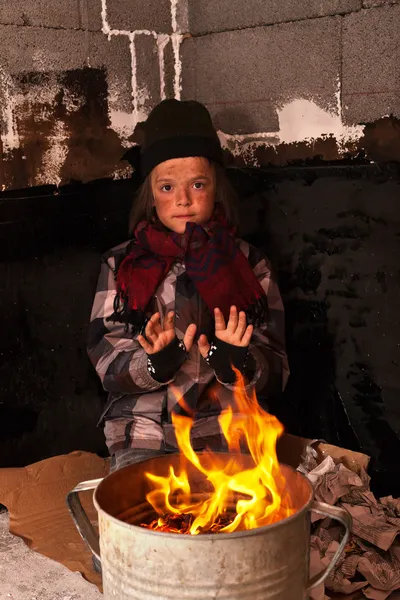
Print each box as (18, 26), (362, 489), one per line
(105, 0), (172, 33)
(135, 33), (162, 119)
(342, 4), (400, 123)
(162, 38), (177, 99)
(0, 0), (81, 29)
(0, 25), (88, 72)
(89, 31), (133, 114)
(188, 0), (361, 35)
(181, 17), (341, 134)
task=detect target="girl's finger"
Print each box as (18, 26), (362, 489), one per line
(241, 324), (254, 347)
(149, 312), (162, 335)
(235, 310), (247, 339)
(226, 305), (238, 333)
(198, 333), (211, 358)
(137, 334), (153, 354)
(145, 318), (158, 343)
(183, 323), (197, 352)
(163, 311), (175, 331)
(214, 308), (226, 332)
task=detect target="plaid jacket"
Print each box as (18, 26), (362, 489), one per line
(87, 239), (289, 455)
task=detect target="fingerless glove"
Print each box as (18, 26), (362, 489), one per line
(204, 338), (256, 384)
(146, 337), (187, 383)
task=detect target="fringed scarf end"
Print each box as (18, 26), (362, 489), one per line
(245, 296), (268, 328)
(106, 291), (148, 337)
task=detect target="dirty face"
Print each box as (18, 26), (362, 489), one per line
(150, 157), (216, 233)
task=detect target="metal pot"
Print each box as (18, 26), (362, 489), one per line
(67, 453), (351, 600)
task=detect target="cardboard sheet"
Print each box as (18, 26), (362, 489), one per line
(0, 438), (370, 595)
(0, 450), (109, 590)
(307, 457), (400, 600)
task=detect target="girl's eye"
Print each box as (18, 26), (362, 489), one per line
(161, 185), (172, 192)
(193, 182), (204, 190)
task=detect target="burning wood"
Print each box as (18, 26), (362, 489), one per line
(142, 368), (296, 535)
(141, 512), (236, 534)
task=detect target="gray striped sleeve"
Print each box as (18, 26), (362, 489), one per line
(87, 252), (164, 394)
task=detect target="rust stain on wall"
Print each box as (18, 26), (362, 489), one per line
(1, 64), (399, 190)
(360, 117), (400, 163)
(222, 116), (400, 169)
(253, 136), (341, 166)
(1, 68), (128, 191)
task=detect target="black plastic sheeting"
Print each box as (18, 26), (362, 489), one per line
(1, 164), (399, 497)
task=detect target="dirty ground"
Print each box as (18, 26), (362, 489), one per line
(0, 511), (101, 600)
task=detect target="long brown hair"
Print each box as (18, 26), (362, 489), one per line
(129, 161), (239, 235)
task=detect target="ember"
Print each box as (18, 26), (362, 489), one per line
(143, 369), (295, 535)
(141, 512), (236, 534)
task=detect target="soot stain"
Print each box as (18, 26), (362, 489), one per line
(317, 225), (369, 240)
(336, 208), (387, 227)
(302, 233), (347, 256)
(59, 68), (124, 184)
(7, 67), (124, 189)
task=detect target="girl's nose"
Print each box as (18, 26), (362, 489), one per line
(176, 188), (191, 206)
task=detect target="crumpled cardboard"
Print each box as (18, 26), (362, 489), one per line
(0, 450), (109, 590)
(0, 437), (369, 595)
(277, 433), (370, 476)
(307, 456), (400, 600)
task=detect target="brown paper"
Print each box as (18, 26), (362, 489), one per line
(0, 450), (109, 590)
(316, 442), (370, 475)
(307, 457), (400, 599)
(277, 433), (370, 475)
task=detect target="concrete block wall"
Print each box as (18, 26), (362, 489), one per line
(0, 0), (399, 190)
(181, 17), (342, 133)
(182, 1), (400, 165)
(342, 5), (400, 122)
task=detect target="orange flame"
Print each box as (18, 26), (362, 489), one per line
(144, 369), (294, 534)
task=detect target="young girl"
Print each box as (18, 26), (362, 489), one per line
(87, 99), (289, 472)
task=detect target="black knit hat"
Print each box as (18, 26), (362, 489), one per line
(139, 99), (223, 178)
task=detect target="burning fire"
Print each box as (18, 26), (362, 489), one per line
(142, 370), (294, 535)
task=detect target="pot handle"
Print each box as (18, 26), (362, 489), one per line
(66, 478), (103, 564)
(307, 500), (352, 590)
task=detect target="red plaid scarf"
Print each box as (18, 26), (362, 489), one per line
(113, 208), (267, 332)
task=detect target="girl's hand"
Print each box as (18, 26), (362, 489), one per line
(198, 306), (253, 358)
(138, 311), (197, 354)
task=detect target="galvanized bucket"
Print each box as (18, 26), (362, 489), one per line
(67, 453), (351, 600)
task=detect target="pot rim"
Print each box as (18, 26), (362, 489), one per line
(93, 459), (315, 541)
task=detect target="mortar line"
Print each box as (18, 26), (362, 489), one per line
(188, 7), (369, 39)
(0, 22), (90, 31)
(170, 0), (183, 99)
(129, 33), (138, 118)
(171, 0), (178, 33)
(157, 34), (170, 100)
(338, 16), (344, 121)
(0, 67), (20, 153)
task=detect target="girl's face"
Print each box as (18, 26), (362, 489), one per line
(150, 157), (216, 233)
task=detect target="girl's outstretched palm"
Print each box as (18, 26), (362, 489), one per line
(138, 311), (197, 354)
(198, 306), (253, 358)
